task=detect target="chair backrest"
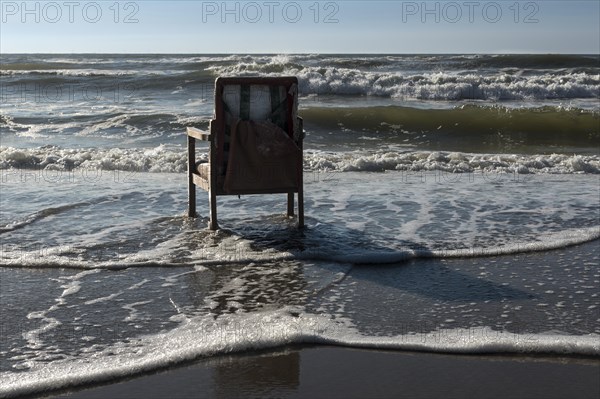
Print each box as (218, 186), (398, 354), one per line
(213, 77), (299, 175)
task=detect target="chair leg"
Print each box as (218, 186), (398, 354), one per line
(188, 177), (197, 217)
(187, 136), (197, 217)
(298, 160), (304, 228)
(209, 189), (218, 230)
(298, 188), (304, 229)
(287, 192), (294, 217)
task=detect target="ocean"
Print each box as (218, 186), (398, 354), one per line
(0, 53), (599, 397)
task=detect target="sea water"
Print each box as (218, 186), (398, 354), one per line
(1, 54), (599, 397)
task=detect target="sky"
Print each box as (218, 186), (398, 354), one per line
(0, 0), (599, 53)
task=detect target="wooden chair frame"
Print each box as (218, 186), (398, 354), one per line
(187, 76), (304, 230)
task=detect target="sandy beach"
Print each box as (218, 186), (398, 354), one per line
(46, 346), (600, 399)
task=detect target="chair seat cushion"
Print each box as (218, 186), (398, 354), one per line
(195, 161), (210, 180)
(195, 161), (225, 188)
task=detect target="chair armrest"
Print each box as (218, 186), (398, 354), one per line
(187, 127), (212, 141)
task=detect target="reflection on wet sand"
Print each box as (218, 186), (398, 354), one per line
(214, 350), (300, 399)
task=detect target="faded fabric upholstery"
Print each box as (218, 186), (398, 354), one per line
(223, 119), (300, 193)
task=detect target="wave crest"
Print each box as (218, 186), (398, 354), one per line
(209, 62), (600, 100)
(0, 145), (598, 175)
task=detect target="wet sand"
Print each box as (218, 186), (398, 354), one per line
(47, 345), (600, 399)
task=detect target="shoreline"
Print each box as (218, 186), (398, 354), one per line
(42, 345), (600, 399)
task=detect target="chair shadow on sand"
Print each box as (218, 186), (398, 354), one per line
(185, 212), (532, 309)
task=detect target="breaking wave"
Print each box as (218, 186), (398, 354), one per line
(1, 145), (598, 174)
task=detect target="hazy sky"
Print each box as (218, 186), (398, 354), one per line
(1, 0), (599, 53)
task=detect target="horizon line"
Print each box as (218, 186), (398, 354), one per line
(2, 52), (599, 56)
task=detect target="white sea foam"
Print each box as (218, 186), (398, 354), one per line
(1, 307), (598, 398)
(300, 227), (600, 264)
(0, 145), (193, 173)
(0, 69), (176, 77)
(1, 224), (598, 270)
(1, 166), (598, 270)
(305, 150), (600, 174)
(208, 61), (600, 100)
(1, 146), (598, 174)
